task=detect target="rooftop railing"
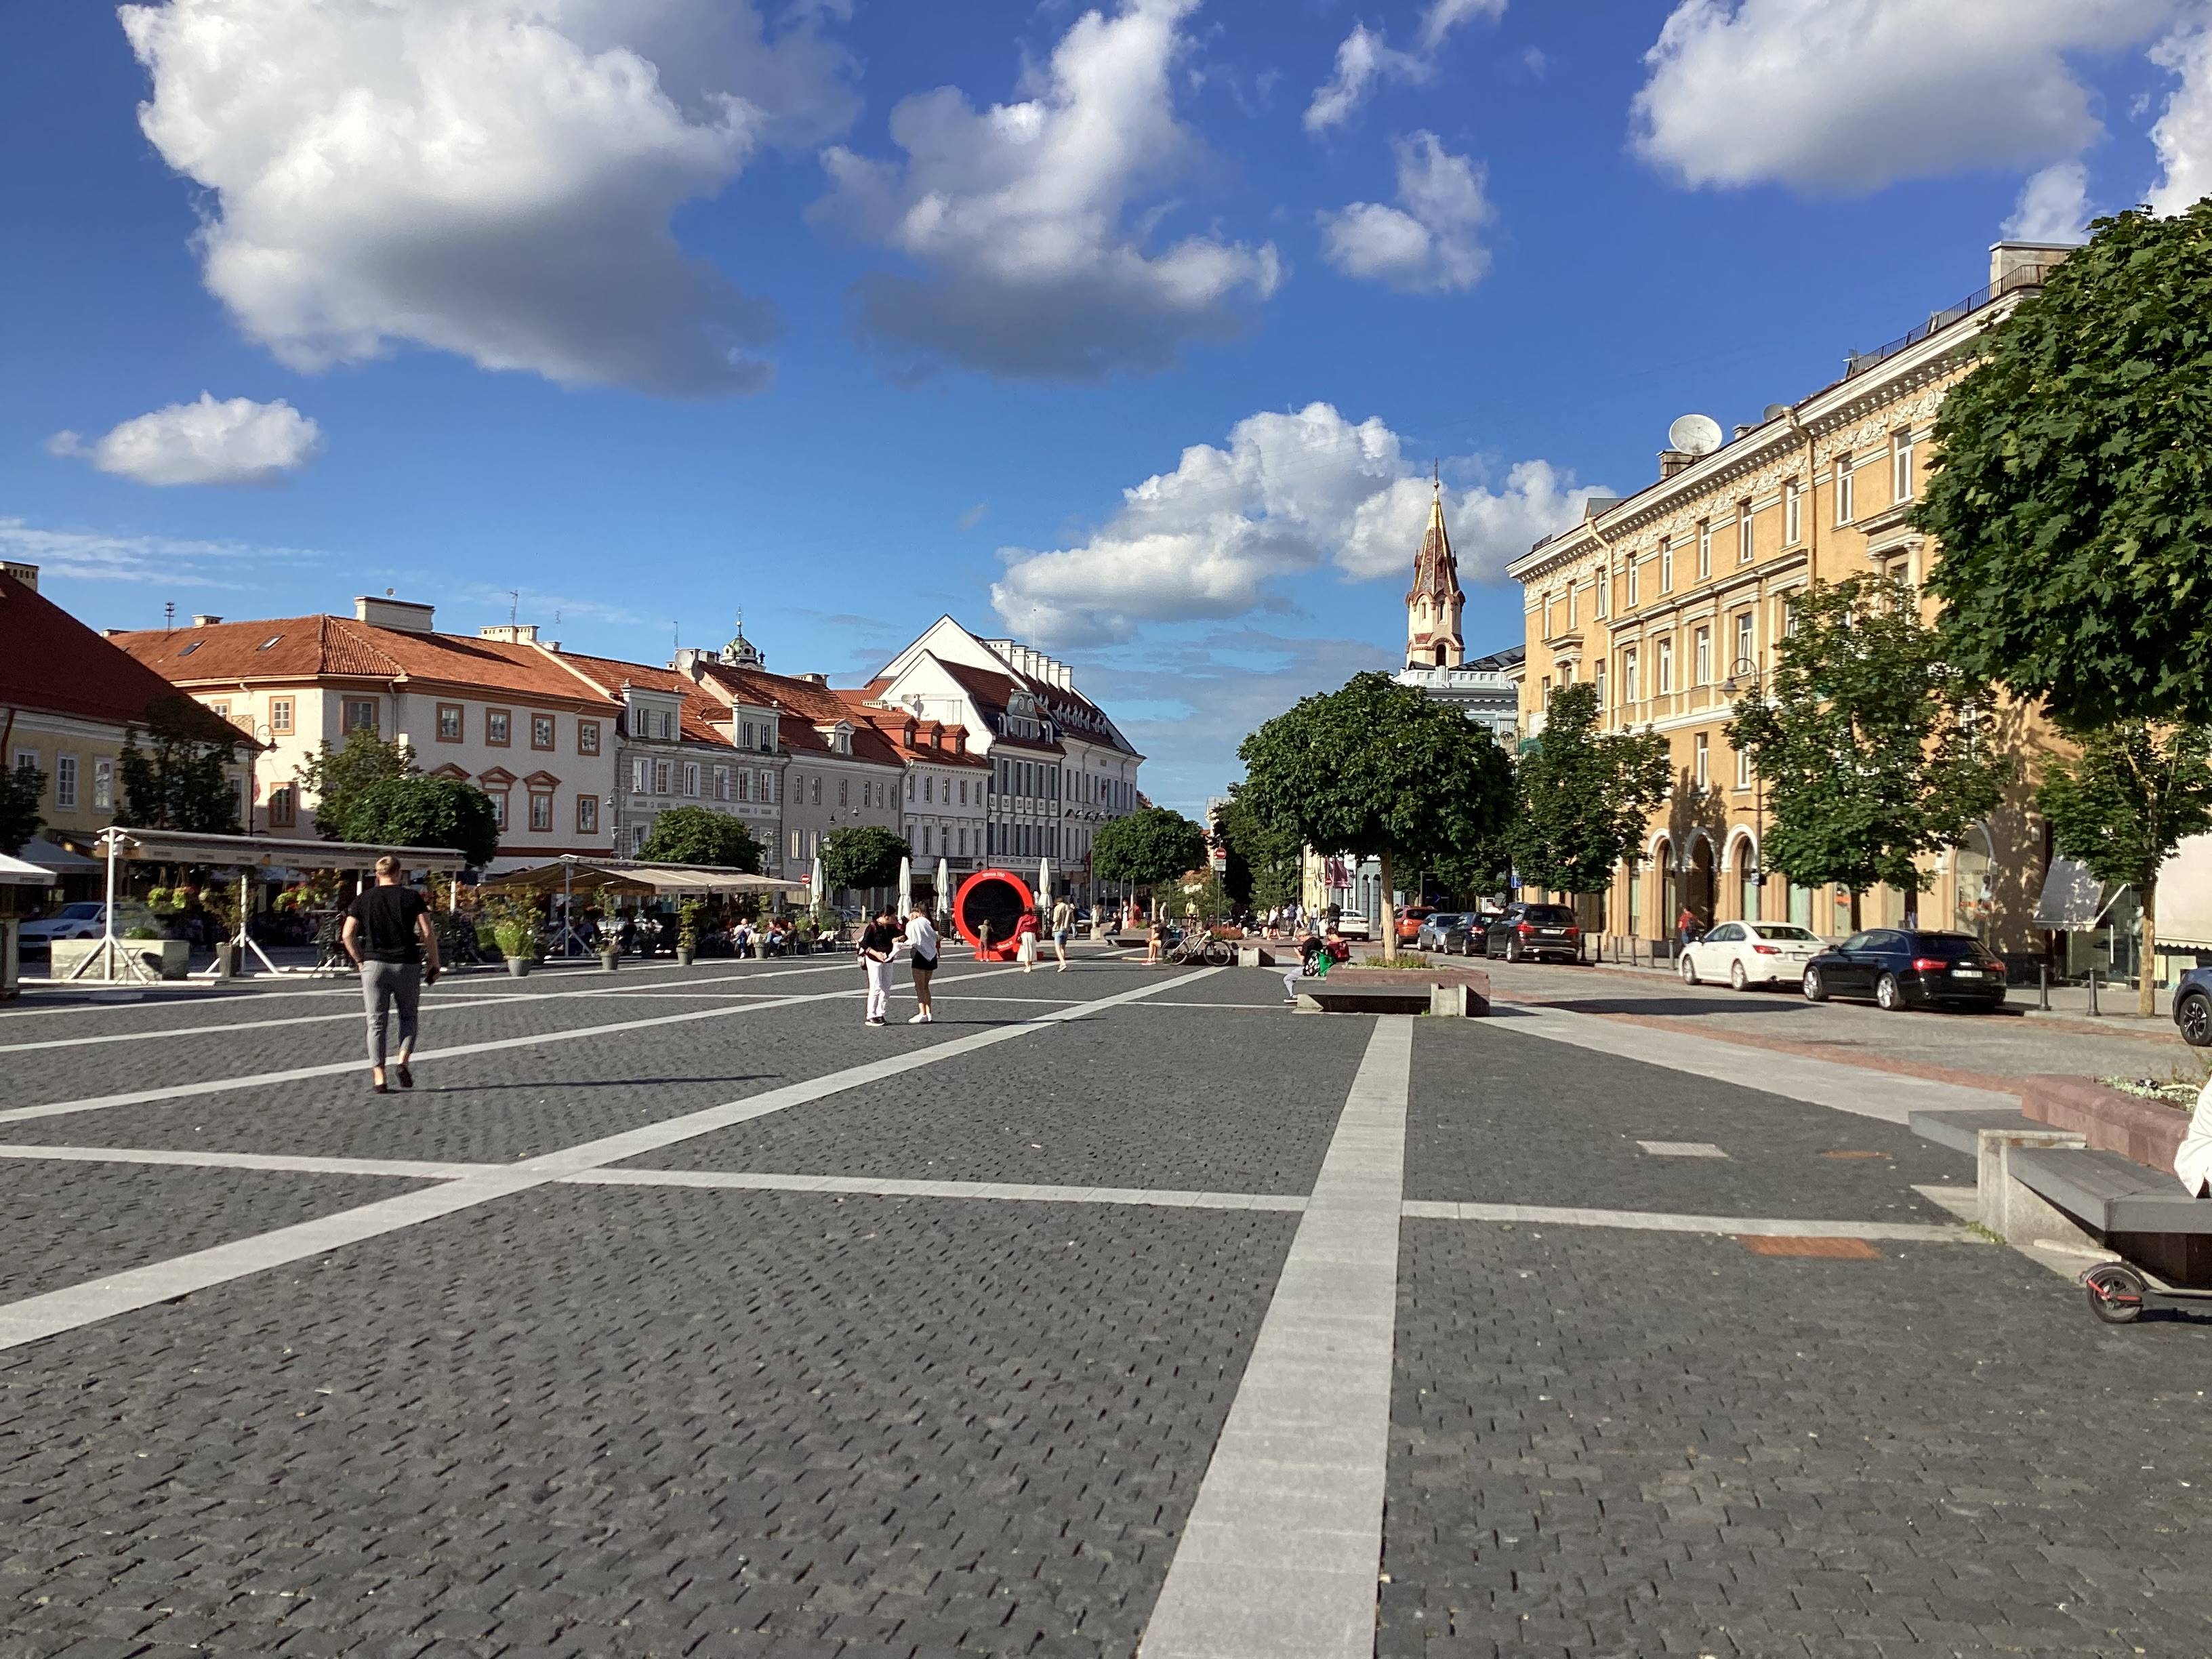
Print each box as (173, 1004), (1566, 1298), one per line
(1843, 262), (2059, 379)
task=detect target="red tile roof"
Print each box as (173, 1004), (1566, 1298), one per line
(693, 662), (905, 768)
(937, 661), (1066, 755)
(0, 573), (245, 745)
(834, 693), (990, 769)
(541, 650), (737, 746)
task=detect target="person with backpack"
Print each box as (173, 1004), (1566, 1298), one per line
(904, 903), (940, 1024)
(857, 903), (899, 1026)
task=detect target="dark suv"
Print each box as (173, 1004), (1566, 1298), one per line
(2174, 964), (2212, 1047)
(1801, 928), (2005, 1012)
(1482, 901), (1582, 964)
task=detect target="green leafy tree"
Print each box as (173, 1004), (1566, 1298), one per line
(2038, 719), (2212, 1015)
(0, 763), (44, 855)
(639, 806), (763, 872)
(119, 696), (241, 832)
(1213, 790), (1303, 912)
(1509, 682), (1669, 922)
(1727, 575), (2013, 929)
(342, 776), (501, 868)
(1918, 203), (2212, 729)
(1237, 671), (1515, 949)
(298, 729), (417, 840)
(820, 824), (909, 897)
(1093, 804), (1207, 899)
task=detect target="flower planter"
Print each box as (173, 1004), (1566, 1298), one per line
(676, 947), (696, 968)
(2022, 1074), (2189, 1174)
(50, 937), (189, 982)
(505, 956), (532, 979)
(600, 949), (620, 972)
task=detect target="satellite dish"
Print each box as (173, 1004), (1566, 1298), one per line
(1668, 413), (1723, 456)
(1763, 403), (1791, 422)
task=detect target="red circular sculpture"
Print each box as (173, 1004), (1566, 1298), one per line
(953, 868), (1034, 960)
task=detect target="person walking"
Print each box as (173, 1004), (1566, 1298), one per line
(904, 903), (940, 1024)
(1050, 895), (1076, 971)
(342, 855), (441, 1093)
(1015, 907), (1040, 971)
(858, 903), (899, 1026)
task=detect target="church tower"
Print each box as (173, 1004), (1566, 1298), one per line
(1405, 479), (1465, 670)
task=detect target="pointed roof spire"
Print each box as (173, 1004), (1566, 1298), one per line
(1406, 476), (1460, 606)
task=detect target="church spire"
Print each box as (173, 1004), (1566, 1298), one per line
(1405, 475), (1465, 670)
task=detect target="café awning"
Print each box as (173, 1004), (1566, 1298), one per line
(2032, 857), (2117, 932)
(489, 858), (809, 899)
(0, 851), (52, 886)
(96, 827), (472, 874)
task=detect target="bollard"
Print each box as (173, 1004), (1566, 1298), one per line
(2088, 970), (2100, 1017)
(2038, 961), (2049, 1011)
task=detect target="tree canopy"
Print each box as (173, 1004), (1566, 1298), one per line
(1237, 671), (1514, 945)
(2038, 718), (2212, 1015)
(342, 776), (501, 868)
(1092, 804), (1207, 891)
(1509, 682), (1669, 912)
(1727, 575), (2013, 922)
(119, 696), (241, 833)
(1919, 203), (2212, 728)
(298, 729), (416, 840)
(638, 806), (763, 872)
(1213, 790), (1303, 912)
(0, 762), (44, 855)
(820, 824), (909, 894)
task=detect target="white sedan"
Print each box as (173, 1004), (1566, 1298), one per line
(1679, 920), (1826, 989)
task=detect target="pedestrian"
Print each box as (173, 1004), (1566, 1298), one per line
(904, 903), (940, 1024)
(1050, 894), (1075, 971)
(341, 855), (441, 1094)
(975, 916), (996, 961)
(1675, 905), (1702, 948)
(1283, 930), (1324, 1003)
(858, 903), (899, 1026)
(1015, 907), (1040, 971)
(1145, 916), (1164, 964)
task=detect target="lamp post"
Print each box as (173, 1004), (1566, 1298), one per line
(1717, 656), (1766, 918)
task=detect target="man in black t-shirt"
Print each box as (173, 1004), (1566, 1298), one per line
(342, 855), (443, 1092)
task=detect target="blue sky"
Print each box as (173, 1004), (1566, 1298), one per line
(3, 0), (2206, 812)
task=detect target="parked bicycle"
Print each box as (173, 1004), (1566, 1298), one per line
(1164, 926), (1235, 967)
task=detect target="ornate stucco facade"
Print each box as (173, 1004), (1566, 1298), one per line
(1504, 242), (2075, 953)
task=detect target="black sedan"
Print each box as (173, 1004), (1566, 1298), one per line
(2175, 965), (2212, 1047)
(1482, 901), (1582, 963)
(1801, 928), (2006, 1011)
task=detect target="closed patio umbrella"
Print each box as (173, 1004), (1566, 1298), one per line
(811, 851), (827, 914)
(897, 854), (912, 918)
(1038, 857), (1052, 907)
(935, 856), (951, 920)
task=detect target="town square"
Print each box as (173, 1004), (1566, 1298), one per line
(7, 1), (2212, 1654)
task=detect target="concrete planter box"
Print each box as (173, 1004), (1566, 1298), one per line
(50, 937), (188, 981)
(1294, 964), (1492, 1017)
(2022, 1074), (2188, 1174)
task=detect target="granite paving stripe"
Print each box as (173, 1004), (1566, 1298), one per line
(1141, 1015), (1413, 1659)
(1396, 1197), (1978, 1242)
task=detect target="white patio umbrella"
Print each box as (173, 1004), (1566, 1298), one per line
(1038, 856), (1052, 906)
(935, 856), (951, 920)
(897, 853), (912, 918)
(811, 851), (827, 914)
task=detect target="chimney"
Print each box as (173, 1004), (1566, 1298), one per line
(191, 613), (224, 628)
(798, 672), (828, 685)
(1990, 239), (2077, 287)
(1658, 449), (1694, 481)
(2, 560), (37, 592)
(477, 623), (539, 644)
(356, 596), (436, 633)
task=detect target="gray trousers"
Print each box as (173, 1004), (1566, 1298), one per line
(361, 960), (422, 1067)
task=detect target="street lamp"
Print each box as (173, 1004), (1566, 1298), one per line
(1717, 656), (1766, 911)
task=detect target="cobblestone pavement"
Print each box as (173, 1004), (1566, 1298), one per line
(2, 949), (2209, 1658)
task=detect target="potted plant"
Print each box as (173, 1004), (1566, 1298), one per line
(482, 893), (542, 977)
(675, 899), (701, 967)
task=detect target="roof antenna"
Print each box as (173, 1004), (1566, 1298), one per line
(508, 590), (519, 627)
(163, 600), (175, 633)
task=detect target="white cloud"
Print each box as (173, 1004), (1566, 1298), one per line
(2004, 162), (2095, 241)
(1631, 0), (2173, 194)
(119, 0), (857, 394)
(47, 394), (323, 487)
(812, 0), (1278, 379)
(1319, 131), (1494, 292)
(988, 401), (1607, 645)
(0, 517), (327, 587)
(2150, 21), (2212, 213)
(1305, 0), (1504, 134)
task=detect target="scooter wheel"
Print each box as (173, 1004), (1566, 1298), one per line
(2083, 1263), (2146, 1324)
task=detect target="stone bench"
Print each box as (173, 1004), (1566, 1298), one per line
(2008, 1147), (2212, 1235)
(1288, 970), (1489, 1017)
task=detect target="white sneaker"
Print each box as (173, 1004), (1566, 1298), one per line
(908, 1012), (927, 1024)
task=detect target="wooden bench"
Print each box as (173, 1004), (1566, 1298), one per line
(2007, 1147), (2212, 1235)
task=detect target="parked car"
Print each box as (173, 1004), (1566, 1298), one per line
(1414, 912), (1464, 951)
(1395, 904), (1434, 944)
(1679, 920), (1826, 990)
(17, 900), (160, 957)
(1481, 901), (1582, 963)
(2174, 964), (2212, 1047)
(1333, 911), (1372, 940)
(1801, 928), (2006, 1012)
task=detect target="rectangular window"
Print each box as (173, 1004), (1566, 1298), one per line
(531, 714), (555, 751)
(958, 779), (968, 806)
(923, 775), (933, 803)
(790, 830), (802, 861)
(208, 701), (229, 721)
(578, 721), (600, 756)
(653, 760), (671, 796)
(1736, 744), (1752, 790)
(92, 758), (113, 811)
(1893, 428), (1915, 500)
(577, 795), (598, 834)
(269, 785), (298, 828)
(1567, 586), (1578, 629)
(1626, 559), (1640, 607)
(1782, 596), (1799, 637)
(1697, 520), (1711, 581)
(810, 777), (821, 805)
(489, 792), (508, 831)
(344, 698), (378, 733)
(486, 709), (511, 746)
(958, 828), (968, 856)
(437, 703), (464, 741)
(1694, 628), (1711, 687)
(1595, 568), (1607, 619)
(1622, 649), (1637, 703)
(716, 766), (731, 802)
(1738, 502), (1755, 564)
(1835, 454), (1855, 523)
(54, 754), (77, 809)
(1734, 611), (1755, 672)
(270, 697), (294, 735)
(1659, 539), (1673, 593)
(838, 777), (850, 808)
(529, 792), (553, 832)
(1594, 660), (1607, 712)
(1784, 480), (1802, 545)
(682, 762), (699, 798)
(1657, 638), (1675, 695)
(1694, 733), (1709, 788)
(631, 758), (649, 793)
(760, 770), (773, 803)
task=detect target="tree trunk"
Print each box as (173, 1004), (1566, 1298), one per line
(1377, 849), (1396, 961)
(2140, 878), (2158, 1017)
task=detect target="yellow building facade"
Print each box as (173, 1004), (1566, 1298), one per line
(1506, 243), (2074, 955)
